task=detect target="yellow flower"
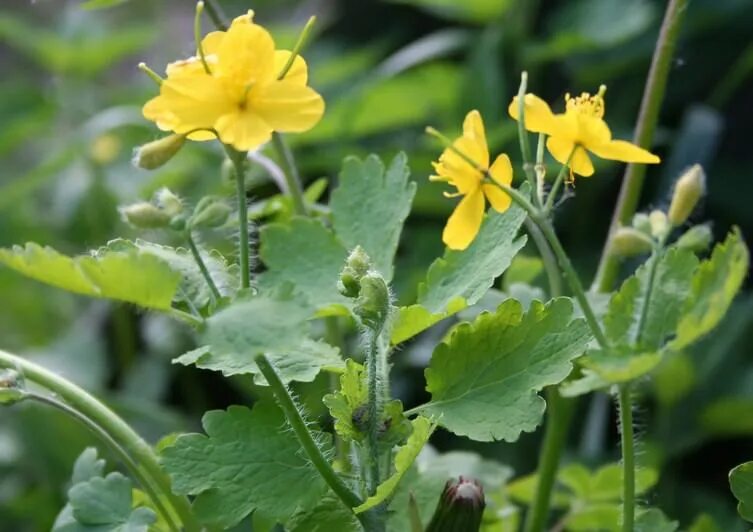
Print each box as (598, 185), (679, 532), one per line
(430, 110), (513, 251)
(508, 86), (660, 177)
(143, 12), (324, 151)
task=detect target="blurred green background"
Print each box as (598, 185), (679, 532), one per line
(1, 0), (752, 529)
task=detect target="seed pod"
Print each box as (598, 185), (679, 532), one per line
(611, 227), (654, 257)
(132, 134), (185, 170)
(668, 164), (705, 226)
(426, 477), (485, 532)
(119, 202), (171, 229)
(676, 224), (713, 252)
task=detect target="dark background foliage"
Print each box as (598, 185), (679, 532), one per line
(0, 0), (751, 529)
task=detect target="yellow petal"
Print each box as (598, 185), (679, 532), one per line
(153, 75), (232, 134)
(462, 110), (489, 169)
(589, 139), (661, 164)
(442, 187), (485, 250)
(274, 50), (308, 84)
(508, 94), (568, 136)
(252, 79), (324, 133)
(214, 20), (276, 85)
(488, 153), (512, 187)
(482, 184), (511, 213)
(576, 114), (611, 149)
(547, 137), (594, 177)
(214, 110), (272, 151)
(200, 31), (225, 56)
(434, 139), (483, 195)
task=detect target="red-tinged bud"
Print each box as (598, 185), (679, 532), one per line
(426, 476), (485, 532)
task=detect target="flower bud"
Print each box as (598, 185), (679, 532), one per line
(119, 202), (171, 229)
(649, 210), (669, 240)
(631, 213), (652, 236)
(668, 164), (705, 226)
(676, 224), (713, 252)
(611, 227), (654, 257)
(190, 196), (231, 229)
(426, 477), (485, 532)
(89, 133), (121, 165)
(338, 246), (372, 298)
(132, 134), (185, 170)
(354, 273), (391, 331)
(155, 187), (183, 217)
(0, 369), (27, 406)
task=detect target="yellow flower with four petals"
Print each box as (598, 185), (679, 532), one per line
(430, 110), (513, 251)
(143, 12), (324, 152)
(508, 86), (660, 177)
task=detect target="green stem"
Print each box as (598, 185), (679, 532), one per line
(271, 133), (308, 216)
(0, 350), (199, 532)
(225, 147), (251, 289)
(202, 0), (227, 30)
(25, 392), (180, 532)
(516, 72), (539, 206)
(324, 317), (350, 470)
(544, 153), (574, 214)
(365, 332), (381, 496)
(523, 218), (562, 300)
(523, 389), (575, 532)
(253, 355), (367, 515)
(186, 230), (221, 304)
(618, 384), (635, 532)
(591, 0), (690, 293)
(165, 307), (204, 327)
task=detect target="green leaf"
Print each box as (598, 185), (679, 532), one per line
(323, 360), (368, 442)
(700, 398), (753, 436)
(418, 450), (513, 491)
(331, 153), (415, 281)
(70, 447), (105, 485)
(69, 473), (156, 531)
(392, 195), (528, 344)
(388, 0), (515, 24)
(417, 298), (591, 441)
(161, 402), (330, 527)
(174, 292), (343, 383)
(355, 416), (435, 513)
(567, 503), (620, 532)
(287, 495), (362, 532)
(558, 463), (658, 502)
(731, 462), (753, 522)
(688, 514), (722, 532)
(635, 507), (678, 532)
(259, 217), (349, 313)
(0, 243), (180, 310)
(671, 229), (749, 349)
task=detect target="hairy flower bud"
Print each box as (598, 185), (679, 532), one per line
(668, 164), (705, 226)
(190, 196), (231, 229)
(649, 210), (669, 240)
(119, 202), (171, 229)
(611, 227), (654, 257)
(426, 477), (485, 532)
(0, 369), (27, 405)
(631, 213), (652, 236)
(155, 187), (183, 217)
(676, 224), (713, 252)
(132, 134), (185, 170)
(354, 273), (391, 331)
(338, 246), (372, 298)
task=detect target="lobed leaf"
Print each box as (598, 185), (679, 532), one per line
(418, 298), (591, 441)
(730, 461), (753, 522)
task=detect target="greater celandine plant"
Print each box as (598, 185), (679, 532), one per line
(0, 1), (751, 531)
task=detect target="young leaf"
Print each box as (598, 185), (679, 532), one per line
(729, 461), (753, 522)
(174, 291), (343, 383)
(331, 153), (415, 281)
(354, 416), (435, 513)
(161, 401), (331, 528)
(671, 228), (749, 350)
(392, 194), (528, 344)
(259, 217), (350, 313)
(323, 359), (368, 442)
(417, 298), (591, 441)
(0, 242), (180, 310)
(287, 495), (363, 532)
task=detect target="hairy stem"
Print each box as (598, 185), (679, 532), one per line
(618, 384), (635, 532)
(26, 392), (179, 532)
(591, 0), (690, 292)
(186, 230), (221, 304)
(516, 72), (540, 207)
(271, 133), (308, 216)
(366, 332), (381, 496)
(226, 147), (251, 289)
(254, 354), (365, 512)
(524, 389), (575, 532)
(0, 350), (199, 532)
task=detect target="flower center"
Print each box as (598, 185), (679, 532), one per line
(565, 85), (607, 118)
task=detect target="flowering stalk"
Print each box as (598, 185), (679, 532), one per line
(185, 230), (221, 304)
(591, 0), (690, 292)
(0, 350), (200, 532)
(271, 133), (308, 216)
(224, 146), (251, 289)
(618, 384), (635, 532)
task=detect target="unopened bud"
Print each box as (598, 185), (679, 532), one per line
(155, 187), (183, 217)
(668, 165), (705, 226)
(631, 213), (652, 235)
(611, 227), (653, 257)
(354, 273), (391, 331)
(119, 202), (171, 229)
(190, 197), (231, 229)
(676, 224), (713, 252)
(132, 134), (185, 170)
(0, 369), (27, 405)
(649, 210), (669, 240)
(426, 477), (485, 532)
(338, 246), (372, 298)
